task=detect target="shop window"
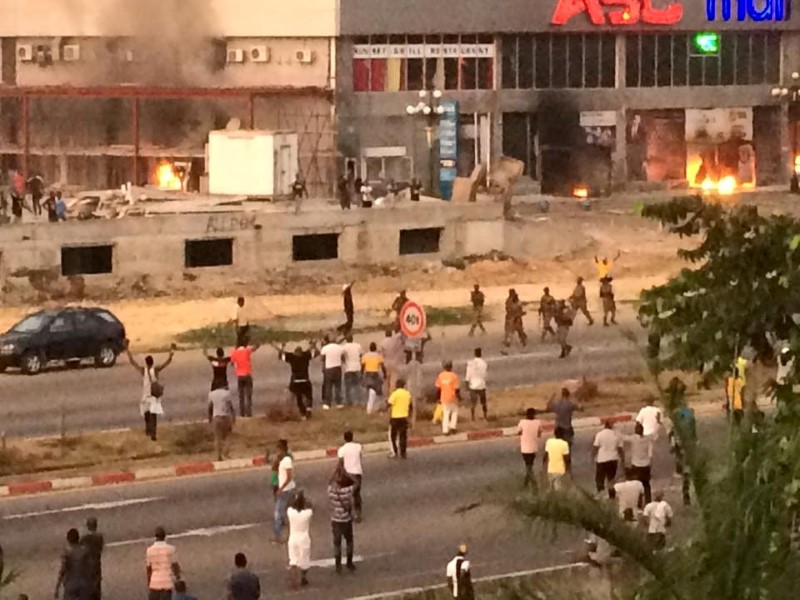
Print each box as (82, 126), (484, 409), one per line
(502, 37), (517, 89)
(292, 234), (339, 262)
(61, 245), (113, 276)
(399, 228), (442, 255)
(502, 112), (537, 179)
(627, 32), (780, 88)
(185, 239), (233, 268)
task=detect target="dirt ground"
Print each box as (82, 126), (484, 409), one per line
(0, 200), (688, 349)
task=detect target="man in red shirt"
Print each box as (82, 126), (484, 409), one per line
(230, 335), (261, 417)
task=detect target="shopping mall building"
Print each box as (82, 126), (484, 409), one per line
(337, 0), (799, 195)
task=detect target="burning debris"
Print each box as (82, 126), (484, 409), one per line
(155, 161), (187, 192)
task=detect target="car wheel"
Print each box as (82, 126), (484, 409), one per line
(21, 351), (43, 375)
(95, 344), (117, 368)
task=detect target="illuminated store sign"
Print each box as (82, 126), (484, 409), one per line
(551, 0), (684, 26)
(706, 0), (788, 22)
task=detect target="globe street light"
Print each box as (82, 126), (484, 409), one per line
(772, 72), (800, 193)
(406, 89), (446, 195)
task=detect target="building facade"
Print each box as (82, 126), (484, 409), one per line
(337, 0), (799, 195)
(0, 0), (338, 195)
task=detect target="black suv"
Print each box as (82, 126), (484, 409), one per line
(0, 307), (126, 375)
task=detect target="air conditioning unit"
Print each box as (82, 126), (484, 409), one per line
(17, 44), (34, 62)
(35, 45), (53, 66)
(226, 48), (245, 64)
(296, 49), (315, 64)
(250, 46), (270, 63)
(62, 44), (81, 62)
(123, 50), (135, 62)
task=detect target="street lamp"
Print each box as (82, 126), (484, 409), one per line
(771, 72), (800, 193)
(406, 89), (446, 195)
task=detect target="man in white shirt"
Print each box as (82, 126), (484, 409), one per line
(273, 439), (296, 543)
(593, 420), (624, 498)
(337, 430), (364, 522)
(341, 334), (363, 407)
(642, 491), (673, 550)
(445, 544), (473, 600)
(465, 348), (489, 421)
(635, 399), (663, 437)
(231, 296), (250, 340)
(613, 469), (645, 521)
(624, 422), (654, 504)
(379, 328), (404, 396)
(319, 335), (345, 409)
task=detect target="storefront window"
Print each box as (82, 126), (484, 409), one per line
(501, 33), (616, 90)
(351, 34), (496, 93)
(626, 32), (781, 88)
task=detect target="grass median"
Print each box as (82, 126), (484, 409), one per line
(0, 372), (721, 484)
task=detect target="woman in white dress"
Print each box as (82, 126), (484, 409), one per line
(287, 490), (313, 589)
(124, 340), (175, 441)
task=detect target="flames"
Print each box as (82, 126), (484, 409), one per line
(572, 186), (589, 199)
(794, 155), (800, 175)
(155, 161), (182, 191)
(687, 156), (744, 197)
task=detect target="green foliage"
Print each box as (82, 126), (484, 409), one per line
(638, 196), (800, 382)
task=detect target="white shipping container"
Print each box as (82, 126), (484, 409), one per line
(208, 130), (299, 197)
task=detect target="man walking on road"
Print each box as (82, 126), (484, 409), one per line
(468, 284), (486, 336)
(273, 439), (297, 543)
(625, 422), (654, 506)
(436, 361), (461, 435)
(543, 427), (571, 489)
(600, 276), (617, 326)
(388, 379), (413, 459)
(502, 289), (527, 352)
(538, 286), (557, 341)
(554, 300), (575, 359)
(208, 385), (236, 461)
(320, 335), (345, 410)
(379, 328), (404, 398)
(362, 342), (387, 414)
(342, 334), (363, 407)
(146, 527), (180, 600)
(593, 420), (624, 498)
(328, 466), (357, 574)
(80, 518), (104, 600)
(547, 387), (579, 447)
(613, 469), (645, 520)
(517, 408), (542, 487)
(338, 431), (364, 521)
(635, 398), (663, 438)
(226, 552), (261, 600)
(230, 336), (260, 417)
(569, 277), (594, 326)
(446, 545), (474, 600)
(55, 528), (90, 600)
(465, 348), (488, 421)
(643, 491), (673, 550)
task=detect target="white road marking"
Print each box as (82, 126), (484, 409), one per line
(308, 555), (365, 568)
(107, 523), (261, 548)
(3, 497), (164, 520)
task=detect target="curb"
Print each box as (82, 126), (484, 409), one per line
(0, 411), (636, 499)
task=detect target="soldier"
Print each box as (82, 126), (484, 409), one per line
(554, 300), (574, 358)
(503, 289), (527, 352)
(570, 277), (594, 326)
(391, 290), (408, 327)
(468, 284), (486, 336)
(538, 286), (557, 341)
(600, 276), (617, 326)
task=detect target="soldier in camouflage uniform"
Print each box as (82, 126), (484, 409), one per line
(569, 277), (594, 326)
(554, 300), (574, 358)
(538, 286), (557, 341)
(503, 289), (527, 351)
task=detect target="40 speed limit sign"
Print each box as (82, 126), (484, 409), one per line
(399, 300), (427, 339)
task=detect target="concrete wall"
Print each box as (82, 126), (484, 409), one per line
(0, 0), (338, 38)
(0, 202), (505, 277)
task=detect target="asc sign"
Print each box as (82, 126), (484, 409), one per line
(551, 0), (684, 26)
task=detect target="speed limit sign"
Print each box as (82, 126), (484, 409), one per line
(399, 301), (427, 339)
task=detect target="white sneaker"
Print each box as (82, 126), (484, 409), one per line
(323, 405), (331, 411)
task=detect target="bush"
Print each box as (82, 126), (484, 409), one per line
(575, 377), (599, 403)
(171, 424), (214, 455)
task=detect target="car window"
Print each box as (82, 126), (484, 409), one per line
(10, 314), (50, 334)
(72, 312), (94, 329)
(95, 311), (119, 324)
(49, 316), (76, 334)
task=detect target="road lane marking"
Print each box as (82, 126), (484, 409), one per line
(3, 497), (165, 520)
(107, 523), (261, 547)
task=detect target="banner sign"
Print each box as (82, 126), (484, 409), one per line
(438, 99), (459, 201)
(353, 44), (495, 59)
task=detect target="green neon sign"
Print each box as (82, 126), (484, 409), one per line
(692, 32), (720, 55)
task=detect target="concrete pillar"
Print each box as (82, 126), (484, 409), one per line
(58, 154), (68, 187)
(613, 34), (628, 185)
(780, 102), (791, 182)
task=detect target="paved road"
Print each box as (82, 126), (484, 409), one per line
(0, 417), (724, 600)
(0, 319), (647, 438)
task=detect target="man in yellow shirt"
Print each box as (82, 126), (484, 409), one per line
(543, 427), (571, 489)
(594, 251), (621, 281)
(361, 342), (387, 414)
(388, 380), (412, 459)
(435, 361), (462, 435)
(725, 368), (745, 426)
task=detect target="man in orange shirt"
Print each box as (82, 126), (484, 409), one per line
(436, 361), (462, 435)
(230, 335), (261, 417)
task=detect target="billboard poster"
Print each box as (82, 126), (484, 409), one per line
(438, 99), (459, 201)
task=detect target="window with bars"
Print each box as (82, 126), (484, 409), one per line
(626, 32), (780, 88)
(352, 34), (494, 92)
(501, 33), (616, 90)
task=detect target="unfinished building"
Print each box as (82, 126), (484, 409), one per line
(0, 0), (337, 196)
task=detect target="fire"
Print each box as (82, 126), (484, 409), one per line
(794, 155), (800, 175)
(155, 161), (182, 191)
(717, 176), (737, 196)
(572, 186), (589, 199)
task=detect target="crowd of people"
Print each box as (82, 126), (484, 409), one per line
(0, 170), (68, 224)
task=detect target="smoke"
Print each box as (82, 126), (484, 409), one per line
(101, 0), (222, 86)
